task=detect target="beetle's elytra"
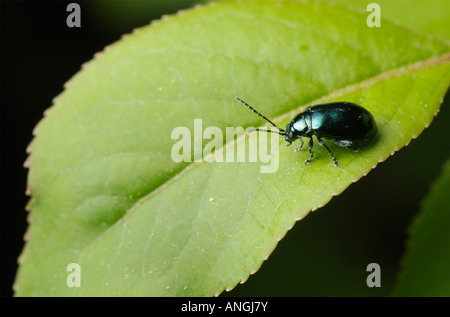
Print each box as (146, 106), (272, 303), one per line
(236, 97), (378, 167)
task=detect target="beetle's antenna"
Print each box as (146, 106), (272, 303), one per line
(248, 128), (286, 136)
(236, 97), (285, 133)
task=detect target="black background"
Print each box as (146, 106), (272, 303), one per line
(1, 0), (449, 297)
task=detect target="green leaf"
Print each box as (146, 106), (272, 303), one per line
(393, 160), (450, 296)
(204, 0), (450, 40)
(321, 0), (450, 41)
(16, 1), (450, 296)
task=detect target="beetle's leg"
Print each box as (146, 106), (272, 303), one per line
(317, 137), (340, 167)
(304, 138), (314, 164)
(293, 137), (304, 152)
(334, 140), (360, 152)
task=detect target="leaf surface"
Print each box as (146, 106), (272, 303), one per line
(322, 0), (450, 41)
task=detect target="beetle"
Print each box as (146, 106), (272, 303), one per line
(236, 97), (377, 167)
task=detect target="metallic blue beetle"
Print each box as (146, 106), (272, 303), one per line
(236, 97), (377, 166)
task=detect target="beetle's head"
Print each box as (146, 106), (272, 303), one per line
(284, 123), (296, 144)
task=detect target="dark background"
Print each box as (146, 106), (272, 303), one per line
(1, 0), (449, 297)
